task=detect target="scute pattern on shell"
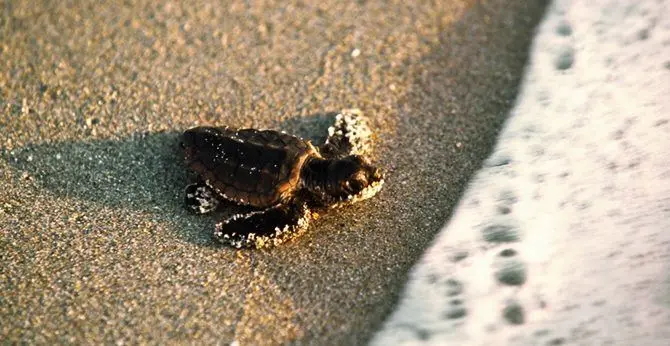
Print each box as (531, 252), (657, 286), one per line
(183, 126), (318, 208)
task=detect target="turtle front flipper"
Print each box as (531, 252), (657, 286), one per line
(213, 202), (312, 249)
(184, 183), (220, 214)
(320, 109), (373, 158)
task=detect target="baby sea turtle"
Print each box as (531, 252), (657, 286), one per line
(181, 109), (384, 249)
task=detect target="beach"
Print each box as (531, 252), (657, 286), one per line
(1, 1), (548, 344)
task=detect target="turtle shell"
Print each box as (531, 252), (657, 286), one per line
(182, 126), (319, 208)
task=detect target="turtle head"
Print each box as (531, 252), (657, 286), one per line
(325, 155), (384, 203)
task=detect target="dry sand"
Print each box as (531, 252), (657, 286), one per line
(1, 0), (548, 344)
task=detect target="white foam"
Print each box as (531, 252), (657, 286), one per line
(372, 0), (670, 344)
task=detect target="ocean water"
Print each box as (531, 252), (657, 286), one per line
(372, 0), (670, 344)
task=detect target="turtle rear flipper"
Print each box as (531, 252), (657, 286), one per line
(213, 203), (311, 249)
(320, 109), (373, 158)
(185, 183), (220, 214)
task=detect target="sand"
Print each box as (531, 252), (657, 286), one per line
(373, 0), (670, 344)
(1, 0), (548, 344)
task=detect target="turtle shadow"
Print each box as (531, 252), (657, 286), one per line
(3, 131), (212, 243)
(4, 131), (185, 210)
(2, 112), (344, 245)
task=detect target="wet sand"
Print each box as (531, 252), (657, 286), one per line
(1, 0), (548, 344)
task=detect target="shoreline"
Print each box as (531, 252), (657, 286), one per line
(1, 1), (549, 343)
